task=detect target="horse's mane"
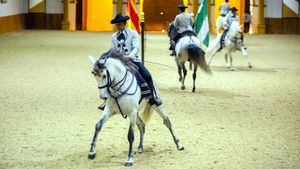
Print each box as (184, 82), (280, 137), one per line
(99, 49), (138, 74)
(230, 21), (240, 30)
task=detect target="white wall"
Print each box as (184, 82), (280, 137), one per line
(0, 0), (28, 17)
(46, 0), (63, 14)
(265, 0), (282, 18)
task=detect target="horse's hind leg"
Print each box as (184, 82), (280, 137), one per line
(125, 111), (137, 166)
(154, 105), (184, 150)
(240, 46), (252, 68)
(192, 64), (198, 93)
(88, 110), (112, 159)
(176, 58), (182, 82)
(181, 63), (187, 90)
(136, 115), (145, 153)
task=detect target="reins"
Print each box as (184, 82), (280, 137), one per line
(99, 66), (138, 119)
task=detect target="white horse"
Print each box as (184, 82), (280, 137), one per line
(168, 23), (211, 92)
(208, 18), (252, 71)
(87, 49), (184, 166)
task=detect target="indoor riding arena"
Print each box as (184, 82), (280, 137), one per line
(0, 0), (299, 169)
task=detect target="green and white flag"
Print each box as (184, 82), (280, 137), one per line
(194, 0), (210, 47)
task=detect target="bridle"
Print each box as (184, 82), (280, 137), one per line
(95, 59), (138, 118)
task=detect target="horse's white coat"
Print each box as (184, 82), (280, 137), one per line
(208, 20), (252, 70)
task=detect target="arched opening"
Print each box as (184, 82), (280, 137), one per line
(143, 0), (183, 31)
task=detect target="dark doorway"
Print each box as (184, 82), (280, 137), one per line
(143, 0), (183, 31)
(76, 0), (82, 30)
(245, 0), (250, 13)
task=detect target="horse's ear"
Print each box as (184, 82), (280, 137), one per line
(88, 55), (96, 67)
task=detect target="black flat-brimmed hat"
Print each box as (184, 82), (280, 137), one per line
(230, 7), (238, 11)
(111, 13), (130, 24)
(177, 4), (188, 9)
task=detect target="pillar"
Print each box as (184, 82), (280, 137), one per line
(256, 0), (265, 34)
(62, 0), (70, 30)
(117, 0), (123, 14)
(193, 0), (198, 17)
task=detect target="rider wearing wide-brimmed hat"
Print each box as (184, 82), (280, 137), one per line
(169, 4), (193, 56)
(98, 13), (161, 110)
(218, 7), (240, 51)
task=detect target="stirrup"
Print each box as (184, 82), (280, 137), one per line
(149, 98), (162, 106)
(98, 102), (106, 110)
(170, 51), (176, 56)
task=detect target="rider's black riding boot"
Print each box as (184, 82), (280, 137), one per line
(148, 81), (162, 106)
(98, 101), (106, 110)
(170, 40), (176, 56)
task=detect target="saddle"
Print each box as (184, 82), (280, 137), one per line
(180, 30), (197, 38)
(218, 29), (229, 52)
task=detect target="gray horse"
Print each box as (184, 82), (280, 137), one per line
(88, 50), (184, 166)
(168, 22), (211, 92)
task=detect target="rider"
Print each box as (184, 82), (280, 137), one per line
(98, 13), (161, 110)
(219, 7), (239, 51)
(219, 0), (230, 17)
(169, 4), (194, 56)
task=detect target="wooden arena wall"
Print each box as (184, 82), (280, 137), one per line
(265, 18), (300, 34)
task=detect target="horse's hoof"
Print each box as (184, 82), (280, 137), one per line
(124, 160), (133, 166)
(230, 67), (235, 71)
(88, 152), (96, 160)
(138, 147), (143, 154)
(177, 144), (185, 151)
(181, 86), (185, 90)
(249, 65), (252, 68)
(192, 88), (195, 93)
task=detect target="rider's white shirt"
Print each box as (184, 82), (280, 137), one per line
(228, 13), (239, 26)
(174, 12), (193, 33)
(111, 28), (140, 62)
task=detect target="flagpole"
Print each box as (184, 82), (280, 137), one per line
(141, 12), (145, 65)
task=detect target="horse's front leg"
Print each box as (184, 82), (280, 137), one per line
(192, 64), (198, 93)
(181, 63), (187, 90)
(175, 58), (182, 82)
(136, 115), (145, 154)
(240, 46), (252, 68)
(225, 52), (230, 68)
(125, 110), (138, 166)
(154, 105), (184, 150)
(88, 108), (113, 159)
(228, 52), (234, 71)
(208, 49), (218, 66)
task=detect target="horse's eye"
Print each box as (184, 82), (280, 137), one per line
(102, 75), (106, 79)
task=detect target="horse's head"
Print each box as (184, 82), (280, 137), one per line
(168, 21), (177, 39)
(229, 21), (243, 38)
(89, 49), (137, 100)
(89, 51), (112, 100)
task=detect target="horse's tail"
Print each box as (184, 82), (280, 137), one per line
(187, 44), (212, 74)
(140, 102), (154, 123)
(206, 33), (222, 53)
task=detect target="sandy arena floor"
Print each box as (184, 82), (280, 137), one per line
(0, 30), (299, 169)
